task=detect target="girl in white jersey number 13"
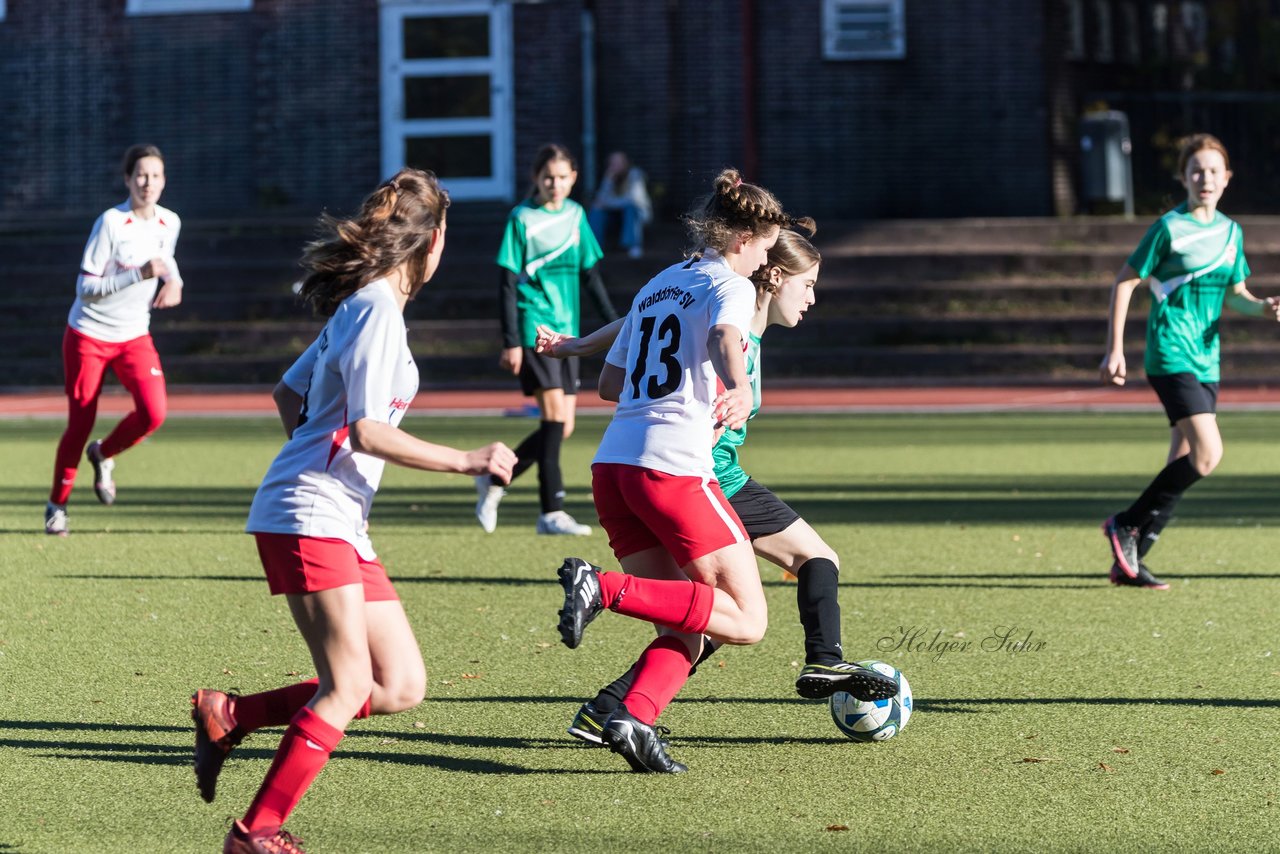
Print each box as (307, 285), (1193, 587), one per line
(45, 144), (182, 537)
(189, 169), (515, 854)
(556, 169), (898, 775)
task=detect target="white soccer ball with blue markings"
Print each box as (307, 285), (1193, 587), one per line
(829, 661), (912, 742)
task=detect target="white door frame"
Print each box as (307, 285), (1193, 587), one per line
(379, 0), (513, 200)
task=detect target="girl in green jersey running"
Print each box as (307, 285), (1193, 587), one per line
(1100, 133), (1279, 589)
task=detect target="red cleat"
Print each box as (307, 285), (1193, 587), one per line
(192, 689), (243, 803)
(224, 820), (306, 854)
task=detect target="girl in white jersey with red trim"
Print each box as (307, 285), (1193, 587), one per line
(188, 169), (516, 854)
(45, 144), (183, 536)
(554, 170), (898, 774)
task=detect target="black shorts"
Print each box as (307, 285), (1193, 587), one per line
(519, 348), (580, 397)
(727, 478), (801, 540)
(1148, 372), (1219, 425)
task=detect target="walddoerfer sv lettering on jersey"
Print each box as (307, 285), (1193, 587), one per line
(595, 251), (755, 478)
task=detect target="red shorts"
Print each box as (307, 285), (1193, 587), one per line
(253, 533), (399, 601)
(591, 463), (748, 566)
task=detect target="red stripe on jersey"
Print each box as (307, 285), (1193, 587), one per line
(326, 425), (349, 470)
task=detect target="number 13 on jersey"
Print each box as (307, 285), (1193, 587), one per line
(628, 313), (684, 400)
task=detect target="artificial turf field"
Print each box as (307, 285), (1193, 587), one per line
(2, 411), (1278, 853)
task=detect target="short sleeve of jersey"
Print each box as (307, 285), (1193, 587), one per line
(79, 213), (114, 277)
(1126, 219), (1171, 280)
(1229, 224), (1251, 284)
(339, 301), (407, 424)
(495, 209), (527, 275)
(707, 276), (756, 340)
(603, 311), (634, 368)
(281, 335), (322, 394)
(577, 207), (604, 270)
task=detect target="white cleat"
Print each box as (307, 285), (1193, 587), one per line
(45, 502), (69, 537)
(475, 475), (505, 533)
(537, 510), (592, 536)
(87, 440), (116, 506)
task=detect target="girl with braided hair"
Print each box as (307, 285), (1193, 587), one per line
(552, 170), (898, 774)
(190, 168), (515, 854)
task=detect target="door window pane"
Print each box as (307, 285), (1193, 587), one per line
(403, 15), (488, 59)
(404, 75), (490, 119)
(406, 136), (492, 179)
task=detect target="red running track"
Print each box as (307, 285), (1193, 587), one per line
(4, 384), (1280, 418)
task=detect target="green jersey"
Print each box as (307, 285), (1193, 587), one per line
(1127, 204), (1250, 382)
(711, 332), (763, 498)
(496, 199), (604, 347)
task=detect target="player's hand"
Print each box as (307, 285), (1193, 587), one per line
(713, 384), (752, 430)
(143, 257), (172, 281)
(535, 324), (573, 358)
(464, 442), (517, 484)
(152, 277), (183, 309)
(1099, 352), (1126, 386)
(499, 346), (522, 375)
(1265, 296), (1280, 321)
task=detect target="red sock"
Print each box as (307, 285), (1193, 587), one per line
(242, 706), (343, 832)
(232, 680), (372, 734)
(599, 572), (714, 634)
(623, 636), (694, 725)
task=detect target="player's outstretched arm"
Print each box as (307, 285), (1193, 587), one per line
(535, 318), (624, 358)
(1225, 284), (1280, 320)
(1101, 265), (1142, 386)
(349, 418), (516, 483)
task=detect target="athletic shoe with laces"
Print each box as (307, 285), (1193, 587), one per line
(192, 689), (244, 803)
(1102, 515), (1140, 579)
(1110, 561), (1170, 590)
(537, 510), (592, 536)
(795, 660), (901, 701)
(86, 440), (116, 506)
(567, 701), (609, 745)
(44, 502), (68, 537)
(556, 557), (604, 649)
(602, 703), (687, 773)
(474, 475), (505, 533)
(223, 820), (306, 854)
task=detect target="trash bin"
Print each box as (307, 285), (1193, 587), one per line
(1080, 110), (1134, 218)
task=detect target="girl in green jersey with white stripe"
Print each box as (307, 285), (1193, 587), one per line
(1101, 133), (1279, 589)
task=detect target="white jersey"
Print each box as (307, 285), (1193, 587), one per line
(593, 251), (755, 477)
(68, 202), (182, 342)
(246, 279), (419, 560)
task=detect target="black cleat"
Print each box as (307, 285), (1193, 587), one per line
(796, 660), (900, 701)
(556, 558), (604, 649)
(1110, 561), (1170, 590)
(602, 704), (686, 773)
(1102, 515), (1141, 579)
(567, 701), (609, 746)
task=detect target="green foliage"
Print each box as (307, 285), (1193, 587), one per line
(2, 413), (1279, 852)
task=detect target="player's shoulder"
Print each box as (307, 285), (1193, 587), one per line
(98, 202), (132, 229)
(507, 199), (541, 223)
(154, 204), (181, 230)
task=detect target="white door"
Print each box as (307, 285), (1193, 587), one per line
(380, 1), (513, 200)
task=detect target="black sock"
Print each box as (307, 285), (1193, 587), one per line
(796, 558), (843, 663)
(536, 420), (565, 513)
(592, 636), (717, 712)
(1138, 507), (1176, 558)
(493, 427), (542, 487)
(1118, 455), (1202, 529)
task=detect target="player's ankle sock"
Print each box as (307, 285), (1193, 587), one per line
(599, 572), (713, 634)
(242, 706), (343, 832)
(536, 421), (565, 513)
(1138, 508), (1174, 558)
(621, 636), (694, 725)
(689, 636), (719, 675)
(796, 558), (844, 663)
(593, 665), (637, 714)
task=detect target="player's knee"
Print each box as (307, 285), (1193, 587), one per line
(723, 613), (767, 646)
(1192, 450), (1220, 476)
(139, 404), (166, 434)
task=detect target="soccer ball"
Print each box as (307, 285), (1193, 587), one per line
(829, 661), (912, 742)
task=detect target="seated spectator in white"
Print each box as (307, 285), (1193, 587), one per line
(589, 151), (652, 259)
